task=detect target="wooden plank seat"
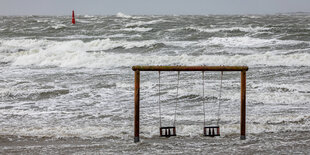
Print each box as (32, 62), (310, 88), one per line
(160, 127), (176, 137)
(204, 126), (220, 137)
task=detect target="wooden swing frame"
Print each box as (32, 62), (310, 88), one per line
(132, 66), (248, 143)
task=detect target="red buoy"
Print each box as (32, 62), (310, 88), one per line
(72, 10), (76, 24)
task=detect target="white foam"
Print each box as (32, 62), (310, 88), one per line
(36, 19), (49, 23)
(116, 12), (132, 18)
(122, 27), (153, 32)
(44, 34), (128, 40)
(0, 39), (49, 53)
(0, 38), (157, 53)
(116, 12), (143, 19)
(1, 38), (310, 68)
(184, 26), (270, 33)
(45, 35), (106, 40)
(5, 50), (310, 68)
(84, 15), (95, 18)
(200, 36), (308, 48)
(125, 19), (166, 27)
(248, 15), (262, 19)
(0, 39), (156, 67)
(51, 24), (67, 29)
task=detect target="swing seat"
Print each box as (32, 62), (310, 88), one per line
(160, 127), (176, 137)
(204, 126), (220, 137)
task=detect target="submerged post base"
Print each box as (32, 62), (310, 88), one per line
(134, 137), (140, 143)
(240, 135), (246, 140)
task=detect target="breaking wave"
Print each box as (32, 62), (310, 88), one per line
(125, 19), (167, 27)
(184, 26), (270, 33)
(0, 38), (310, 68)
(3, 50), (310, 68)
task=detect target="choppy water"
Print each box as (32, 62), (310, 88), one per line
(1, 12), (310, 154)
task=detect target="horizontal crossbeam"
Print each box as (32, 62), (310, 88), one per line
(132, 66), (248, 71)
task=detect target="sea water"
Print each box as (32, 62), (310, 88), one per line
(0, 13), (310, 154)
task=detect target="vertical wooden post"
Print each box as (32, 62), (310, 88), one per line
(134, 70), (140, 142)
(240, 70), (246, 140)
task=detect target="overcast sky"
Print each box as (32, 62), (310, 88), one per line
(1, 0), (310, 15)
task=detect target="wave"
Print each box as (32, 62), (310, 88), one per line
(3, 50), (310, 68)
(51, 24), (67, 30)
(1, 87), (69, 101)
(178, 26), (270, 33)
(115, 12), (143, 19)
(116, 12), (132, 18)
(0, 39), (158, 53)
(0, 39), (49, 53)
(44, 34), (133, 40)
(1, 38), (310, 68)
(125, 19), (167, 27)
(200, 36), (309, 48)
(122, 27), (153, 32)
(165, 37), (309, 49)
(84, 15), (95, 18)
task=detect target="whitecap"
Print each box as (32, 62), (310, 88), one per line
(51, 24), (67, 29)
(116, 12), (142, 19)
(199, 36), (308, 48)
(84, 15), (95, 18)
(125, 19), (166, 27)
(6, 49), (310, 68)
(185, 26), (270, 33)
(116, 12), (132, 18)
(122, 27), (153, 32)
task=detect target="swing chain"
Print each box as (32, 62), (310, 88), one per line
(217, 71), (223, 125)
(202, 71), (206, 127)
(173, 71), (180, 127)
(158, 71), (162, 128)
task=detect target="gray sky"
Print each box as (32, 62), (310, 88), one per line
(1, 0), (310, 15)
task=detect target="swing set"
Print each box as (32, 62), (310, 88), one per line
(132, 66), (248, 143)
